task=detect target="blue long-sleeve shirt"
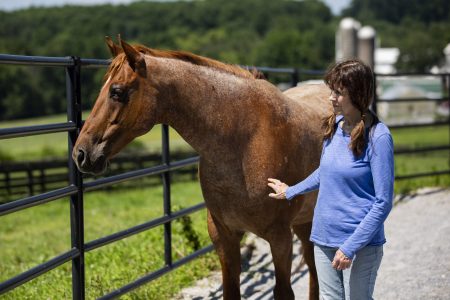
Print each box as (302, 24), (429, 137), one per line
(286, 116), (394, 259)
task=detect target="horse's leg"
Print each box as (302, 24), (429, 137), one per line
(207, 209), (244, 300)
(267, 228), (295, 300)
(293, 222), (319, 300)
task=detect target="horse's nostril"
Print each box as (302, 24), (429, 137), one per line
(77, 149), (86, 166)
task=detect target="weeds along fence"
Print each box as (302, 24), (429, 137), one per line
(0, 53), (449, 300)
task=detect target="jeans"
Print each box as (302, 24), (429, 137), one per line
(314, 244), (383, 300)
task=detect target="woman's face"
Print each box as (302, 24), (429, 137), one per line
(329, 87), (359, 116)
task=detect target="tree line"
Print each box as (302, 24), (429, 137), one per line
(0, 0), (448, 121)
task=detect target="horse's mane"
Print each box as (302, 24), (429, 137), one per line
(105, 44), (262, 80)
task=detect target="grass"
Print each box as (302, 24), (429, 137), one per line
(390, 126), (450, 194)
(391, 125), (449, 149)
(0, 180), (221, 300)
(394, 151), (450, 194)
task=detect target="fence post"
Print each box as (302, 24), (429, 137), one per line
(162, 124), (172, 267)
(66, 56), (85, 300)
(5, 171), (11, 195)
(39, 168), (46, 193)
(26, 168), (34, 196)
(447, 74), (450, 170)
(291, 69), (299, 87)
(372, 73), (378, 115)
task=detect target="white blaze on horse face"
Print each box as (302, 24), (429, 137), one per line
(104, 75), (112, 86)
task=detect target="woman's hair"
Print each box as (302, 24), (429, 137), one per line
(323, 59), (375, 156)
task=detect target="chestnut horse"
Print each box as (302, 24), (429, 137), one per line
(73, 37), (331, 299)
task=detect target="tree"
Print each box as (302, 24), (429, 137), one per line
(0, 0), (448, 119)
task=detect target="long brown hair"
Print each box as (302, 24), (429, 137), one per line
(323, 59), (375, 156)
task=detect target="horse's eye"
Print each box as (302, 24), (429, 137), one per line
(109, 85), (127, 103)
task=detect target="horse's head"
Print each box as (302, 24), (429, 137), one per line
(73, 37), (157, 174)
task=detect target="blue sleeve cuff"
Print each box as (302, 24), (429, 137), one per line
(339, 247), (354, 260)
(285, 186), (296, 201)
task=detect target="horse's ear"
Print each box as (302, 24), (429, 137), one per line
(105, 36), (122, 57)
(120, 38), (147, 77)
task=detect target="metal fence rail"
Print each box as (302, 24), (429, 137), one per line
(0, 53), (449, 299)
(0, 152), (198, 198)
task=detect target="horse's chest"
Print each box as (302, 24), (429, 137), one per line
(199, 158), (275, 230)
(200, 177), (270, 231)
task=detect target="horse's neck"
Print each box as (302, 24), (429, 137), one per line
(152, 58), (283, 154)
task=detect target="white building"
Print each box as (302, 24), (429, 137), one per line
(374, 48), (400, 74)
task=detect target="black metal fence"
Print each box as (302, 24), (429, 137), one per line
(0, 53), (449, 300)
(375, 72), (450, 180)
(0, 54), (211, 300)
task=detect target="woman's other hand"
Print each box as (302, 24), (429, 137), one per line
(267, 178), (289, 199)
(332, 249), (352, 270)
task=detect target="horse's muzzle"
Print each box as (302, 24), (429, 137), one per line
(73, 147), (107, 175)
(76, 148), (85, 167)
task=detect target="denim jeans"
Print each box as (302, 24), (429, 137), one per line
(314, 244), (383, 300)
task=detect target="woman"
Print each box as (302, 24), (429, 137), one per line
(268, 59), (394, 299)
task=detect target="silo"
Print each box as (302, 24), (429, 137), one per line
(336, 17), (361, 61)
(358, 26), (376, 69)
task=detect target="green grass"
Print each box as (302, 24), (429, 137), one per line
(0, 180), (220, 300)
(391, 125), (449, 149)
(390, 126), (450, 194)
(395, 151), (450, 194)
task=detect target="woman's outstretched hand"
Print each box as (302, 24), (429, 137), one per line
(267, 178), (289, 199)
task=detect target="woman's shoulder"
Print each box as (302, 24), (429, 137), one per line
(369, 120), (393, 151)
(371, 121), (391, 137)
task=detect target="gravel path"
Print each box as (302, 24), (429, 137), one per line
(373, 188), (450, 299)
(176, 188), (450, 299)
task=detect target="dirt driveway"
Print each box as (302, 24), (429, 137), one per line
(176, 188), (450, 300)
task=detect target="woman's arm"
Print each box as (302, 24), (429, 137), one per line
(268, 166), (320, 200)
(339, 133), (394, 259)
(285, 167), (320, 200)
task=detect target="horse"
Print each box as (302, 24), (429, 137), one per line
(73, 37), (332, 299)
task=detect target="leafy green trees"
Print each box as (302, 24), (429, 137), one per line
(343, 0), (450, 72)
(0, 0), (448, 120)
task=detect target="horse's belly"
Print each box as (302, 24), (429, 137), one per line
(205, 189), (307, 238)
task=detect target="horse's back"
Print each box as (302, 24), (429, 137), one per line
(283, 83), (330, 114)
(282, 83), (331, 136)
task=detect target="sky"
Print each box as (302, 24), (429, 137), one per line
(0, 0), (351, 15)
